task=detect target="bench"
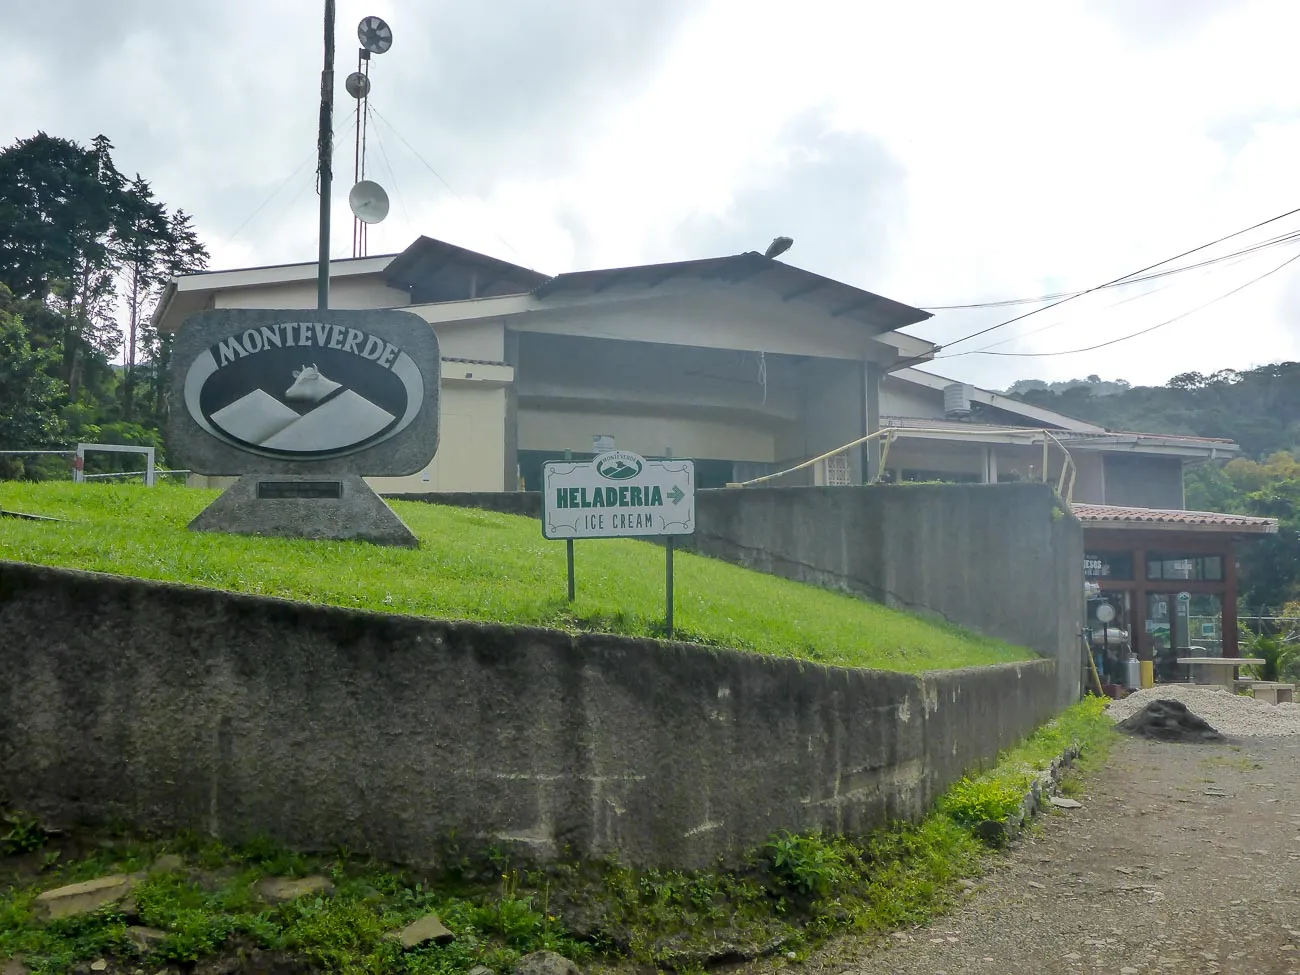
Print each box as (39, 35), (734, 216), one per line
(1250, 682), (1296, 705)
(1180, 657), (1267, 691)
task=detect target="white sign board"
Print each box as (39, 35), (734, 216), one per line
(543, 451), (695, 539)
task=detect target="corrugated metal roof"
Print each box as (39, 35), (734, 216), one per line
(1073, 504), (1278, 533)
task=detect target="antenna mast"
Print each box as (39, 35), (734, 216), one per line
(349, 16), (393, 257)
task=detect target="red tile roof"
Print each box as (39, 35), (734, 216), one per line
(1072, 504), (1278, 533)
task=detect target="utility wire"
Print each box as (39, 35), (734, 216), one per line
(367, 106), (536, 270)
(222, 154), (314, 244)
(935, 247), (1300, 359)
(367, 103), (412, 236)
(967, 274), (1185, 353)
(965, 244), (1271, 355)
(890, 203), (1300, 372)
(919, 226), (1300, 310)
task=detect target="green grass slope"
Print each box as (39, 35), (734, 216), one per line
(0, 482), (1033, 673)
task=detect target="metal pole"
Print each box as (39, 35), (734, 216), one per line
(563, 447), (574, 601)
(666, 536), (675, 638)
(317, 0), (336, 310)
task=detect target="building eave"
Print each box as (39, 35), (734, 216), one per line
(151, 254), (400, 334)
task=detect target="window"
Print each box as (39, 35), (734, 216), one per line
(1084, 552), (1134, 581)
(1146, 553), (1223, 582)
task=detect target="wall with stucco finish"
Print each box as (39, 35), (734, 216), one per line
(0, 561), (1056, 869)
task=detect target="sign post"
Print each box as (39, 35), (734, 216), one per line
(542, 450), (695, 634)
(563, 449), (575, 602)
(665, 536), (675, 637)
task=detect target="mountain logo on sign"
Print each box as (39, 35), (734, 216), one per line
(183, 322), (424, 459)
(595, 451), (644, 480)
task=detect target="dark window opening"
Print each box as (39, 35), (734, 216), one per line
(1146, 553), (1223, 582)
(1084, 552), (1134, 581)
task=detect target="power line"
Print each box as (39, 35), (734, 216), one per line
(918, 226), (1300, 310)
(888, 203), (1300, 374)
(367, 103), (412, 235)
(965, 243), (1273, 355)
(966, 274), (1186, 353)
(936, 247), (1300, 359)
(366, 107), (536, 270)
(222, 154), (314, 244)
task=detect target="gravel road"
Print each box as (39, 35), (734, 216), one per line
(775, 735), (1300, 975)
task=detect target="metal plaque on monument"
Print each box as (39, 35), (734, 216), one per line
(168, 308), (439, 548)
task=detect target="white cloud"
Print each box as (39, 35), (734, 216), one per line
(5, 0), (1300, 388)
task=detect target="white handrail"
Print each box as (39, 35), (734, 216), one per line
(727, 424), (1079, 504)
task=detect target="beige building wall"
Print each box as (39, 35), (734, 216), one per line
(431, 319), (506, 362)
(212, 275), (411, 311)
(508, 293), (881, 361)
(370, 384), (508, 494)
(518, 408), (777, 463)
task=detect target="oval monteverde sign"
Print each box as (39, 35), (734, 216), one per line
(183, 321), (425, 459)
(595, 451), (644, 481)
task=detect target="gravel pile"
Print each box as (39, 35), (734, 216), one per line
(1116, 698), (1225, 743)
(1107, 684), (1300, 737)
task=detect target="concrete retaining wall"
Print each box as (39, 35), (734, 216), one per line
(685, 484), (1084, 709)
(0, 561), (1057, 870)
(392, 484), (1084, 707)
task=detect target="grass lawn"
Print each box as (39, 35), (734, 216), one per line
(0, 482), (1033, 673)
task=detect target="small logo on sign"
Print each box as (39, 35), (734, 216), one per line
(595, 451), (644, 481)
(183, 321), (424, 459)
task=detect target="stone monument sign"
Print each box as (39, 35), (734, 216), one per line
(168, 308), (440, 547)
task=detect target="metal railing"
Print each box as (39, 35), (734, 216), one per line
(0, 444), (171, 487)
(726, 425), (1079, 504)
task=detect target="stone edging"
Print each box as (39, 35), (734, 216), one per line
(975, 743), (1083, 846)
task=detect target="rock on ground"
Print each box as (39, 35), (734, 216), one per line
(385, 913), (455, 948)
(255, 876), (335, 903)
(514, 951), (581, 975)
(32, 874), (138, 920)
(126, 926), (169, 952)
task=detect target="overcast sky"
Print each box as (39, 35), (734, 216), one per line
(7, 0), (1300, 390)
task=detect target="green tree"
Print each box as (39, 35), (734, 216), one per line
(115, 181), (208, 421)
(0, 132), (209, 477)
(0, 285), (66, 457)
(1187, 454), (1300, 611)
(134, 207), (208, 422)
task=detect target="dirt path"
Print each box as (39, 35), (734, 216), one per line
(798, 735), (1300, 975)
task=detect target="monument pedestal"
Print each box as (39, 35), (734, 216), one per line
(189, 474), (419, 548)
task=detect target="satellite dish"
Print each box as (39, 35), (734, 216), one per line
(345, 72), (371, 99)
(349, 180), (390, 224)
(1095, 602), (1117, 624)
(358, 16), (393, 54)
